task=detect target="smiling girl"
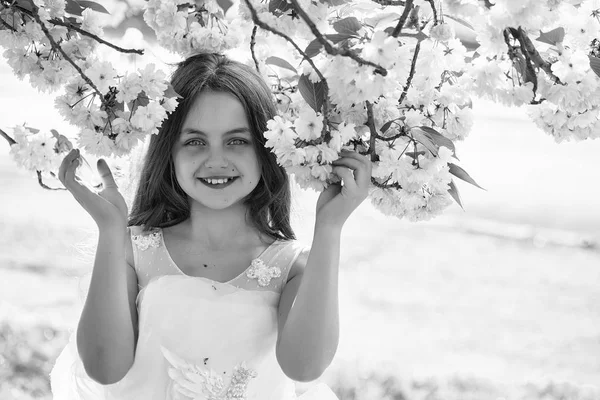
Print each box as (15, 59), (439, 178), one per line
(50, 53), (372, 399)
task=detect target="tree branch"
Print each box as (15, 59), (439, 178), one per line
(365, 101), (379, 162)
(391, 0), (413, 37)
(287, 0), (388, 76)
(37, 170), (66, 190)
(29, 0), (107, 109)
(398, 41), (421, 104)
(250, 24), (260, 74)
(0, 127), (17, 145)
(517, 26), (562, 85)
(424, 0), (438, 25)
(48, 18), (144, 55)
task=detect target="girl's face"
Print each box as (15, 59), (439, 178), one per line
(172, 90), (262, 211)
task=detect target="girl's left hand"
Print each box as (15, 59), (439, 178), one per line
(315, 149), (372, 230)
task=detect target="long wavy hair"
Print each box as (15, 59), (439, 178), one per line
(128, 53), (295, 242)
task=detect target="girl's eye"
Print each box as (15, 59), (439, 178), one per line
(186, 139), (204, 146)
(229, 139), (249, 145)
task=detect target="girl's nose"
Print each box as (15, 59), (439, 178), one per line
(204, 149), (229, 169)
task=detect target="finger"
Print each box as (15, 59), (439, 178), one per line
(340, 149), (371, 165)
(333, 157), (372, 189)
(332, 166), (357, 192)
(97, 159), (118, 189)
(58, 148), (80, 185)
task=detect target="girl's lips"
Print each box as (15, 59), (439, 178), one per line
(198, 176), (238, 189)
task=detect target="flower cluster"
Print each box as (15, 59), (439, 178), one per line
(2, 0), (600, 221)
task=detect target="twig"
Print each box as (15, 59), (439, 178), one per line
(398, 41), (421, 104)
(424, 0), (438, 26)
(391, 0), (413, 37)
(365, 101), (379, 162)
(37, 170), (66, 190)
(242, 0), (324, 82)
(288, 0), (388, 76)
(250, 25), (260, 74)
(49, 18), (144, 55)
(370, 176), (402, 189)
(513, 28), (538, 95)
(516, 26), (562, 85)
(29, 0), (107, 109)
(0, 127), (17, 145)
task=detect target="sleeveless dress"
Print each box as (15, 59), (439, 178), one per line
(49, 226), (339, 400)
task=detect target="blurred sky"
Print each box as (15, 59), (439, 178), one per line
(1, 12), (600, 238)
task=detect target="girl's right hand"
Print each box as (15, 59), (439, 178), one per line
(58, 149), (128, 231)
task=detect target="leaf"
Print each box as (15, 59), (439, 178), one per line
(448, 179), (463, 209)
(448, 163), (484, 190)
(589, 56), (600, 79)
(269, 0), (292, 13)
(443, 14), (474, 31)
(164, 83), (182, 99)
(304, 39), (323, 58)
(78, 0), (110, 13)
(128, 91), (149, 114)
(536, 27), (565, 46)
(265, 56), (297, 73)
(333, 17), (362, 35)
(24, 126), (40, 134)
(380, 120), (395, 134)
(416, 126), (458, 159)
(215, 0), (234, 14)
(411, 129), (438, 157)
(297, 74), (325, 113)
(304, 34), (353, 58)
(64, 0), (84, 16)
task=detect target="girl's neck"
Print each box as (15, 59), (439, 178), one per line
(181, 203), (261, 250)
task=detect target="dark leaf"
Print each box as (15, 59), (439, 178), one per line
(64, 0), (84, 16)
(24, 126), (40, 134)
(589, 55), (600, 79)
(333, 17), (362, 35)
(380, 120), (395, 134)
(405, 150), (426, 159)
(304, 34), (352, 58)
(164, 83), (182, 99)
(128, 91), (149, 114)
(269, 0), (292, 14)
(411, 129), (438, 157)
(417, 126), (458, 159)
(215, 0), (234, 14)
(78, 1), (110, 14)
(397, 30), (429, 42)
(448, 162), (485, 190)
(298, 74), (325, 113)
(304, 39), (323, 58)
(536, 27), (565, 46)
(448, 179), (463, 209)
(265, 56), (297, 73)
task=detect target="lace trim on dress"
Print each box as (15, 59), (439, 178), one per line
(131, 229), (162, 251)
(245, 259), (281, 287)
(161, 345), (258, 400)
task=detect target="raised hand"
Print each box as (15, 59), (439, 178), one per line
(58, 149), (128, 231)
(315, 149), (372, 230)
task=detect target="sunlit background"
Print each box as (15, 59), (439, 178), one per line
(1, 1), (600, 399)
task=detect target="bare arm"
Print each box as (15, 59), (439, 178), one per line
(58, 149), (139, 385)
(76, 228), (139, 385)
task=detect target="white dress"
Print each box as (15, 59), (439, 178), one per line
(50, 226), (339, 400)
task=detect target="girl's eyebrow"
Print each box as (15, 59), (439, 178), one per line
(181, 127), (251, 136)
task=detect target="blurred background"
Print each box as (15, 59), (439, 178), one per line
(1, 2), (600, 399)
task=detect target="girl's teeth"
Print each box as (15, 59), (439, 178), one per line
(204, 178), (232, 184)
